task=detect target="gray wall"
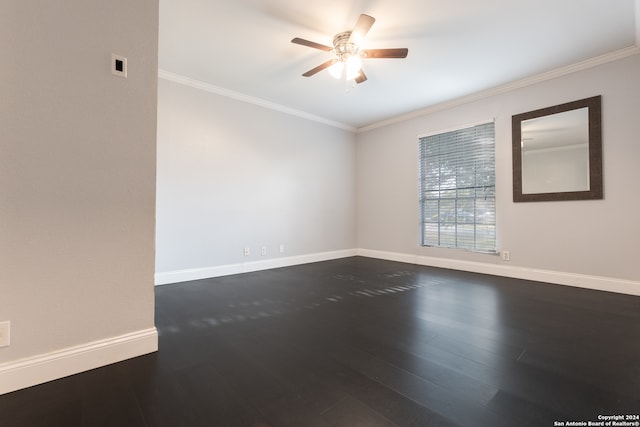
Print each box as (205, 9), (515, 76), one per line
(155, 78), (357, 278)
(357, 54), (640, 284)
(0, 0), (158, 365)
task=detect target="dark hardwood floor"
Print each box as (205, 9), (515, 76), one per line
(1, 257), (639, 426)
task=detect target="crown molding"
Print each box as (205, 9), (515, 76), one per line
(359, 45), (640, 133)
(159, 43), (640, 136)
(158, 70), (357, 133)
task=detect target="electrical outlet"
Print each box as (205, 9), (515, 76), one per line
(501, 250), (511, 261)
(243, 247), (250, 256)
(0, 321), (10, 348)
(261, 246), (267, 256)
(279, 244), (285, 253)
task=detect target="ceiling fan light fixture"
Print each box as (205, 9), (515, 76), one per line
(328, 55), (362, 80)
(328, 61), (344, 79)
(345, 55), (362, 80)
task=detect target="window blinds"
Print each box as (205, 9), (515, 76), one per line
(419, 122), (496, 252)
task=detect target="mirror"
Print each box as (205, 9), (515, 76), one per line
(512, 96), (602, 202)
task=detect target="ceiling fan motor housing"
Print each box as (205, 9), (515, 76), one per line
(333, 31), (359, 60)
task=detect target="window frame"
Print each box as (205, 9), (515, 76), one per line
(418, 121), (497, 254)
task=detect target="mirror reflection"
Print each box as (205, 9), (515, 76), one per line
(521, 107), (589, 194)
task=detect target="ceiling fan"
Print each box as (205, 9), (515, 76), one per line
(291, 14), (408, 84)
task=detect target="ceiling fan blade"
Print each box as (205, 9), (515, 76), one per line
(302, 59), (337, 77)
(291, 37), (333, 52)
(355, 69), (367, 84)
(348, 14), (375, 45)
(361, 48), (408, 59)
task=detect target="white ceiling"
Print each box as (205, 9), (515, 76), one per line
(159, 0), (639, 130)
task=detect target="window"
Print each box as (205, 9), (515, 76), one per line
(419, 122), (496, 252)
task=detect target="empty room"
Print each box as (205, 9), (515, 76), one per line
(1, 1), (639, 426)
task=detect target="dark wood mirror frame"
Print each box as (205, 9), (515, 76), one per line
(512, 95), (602, 202)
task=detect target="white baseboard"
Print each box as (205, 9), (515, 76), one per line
(0, 327), (158, 395)
(357, 249), (640, 296)
(156, 247), (640, 295)
(155, 249), (358, 285)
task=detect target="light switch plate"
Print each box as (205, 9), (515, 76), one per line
(111, 53), (127, 78)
